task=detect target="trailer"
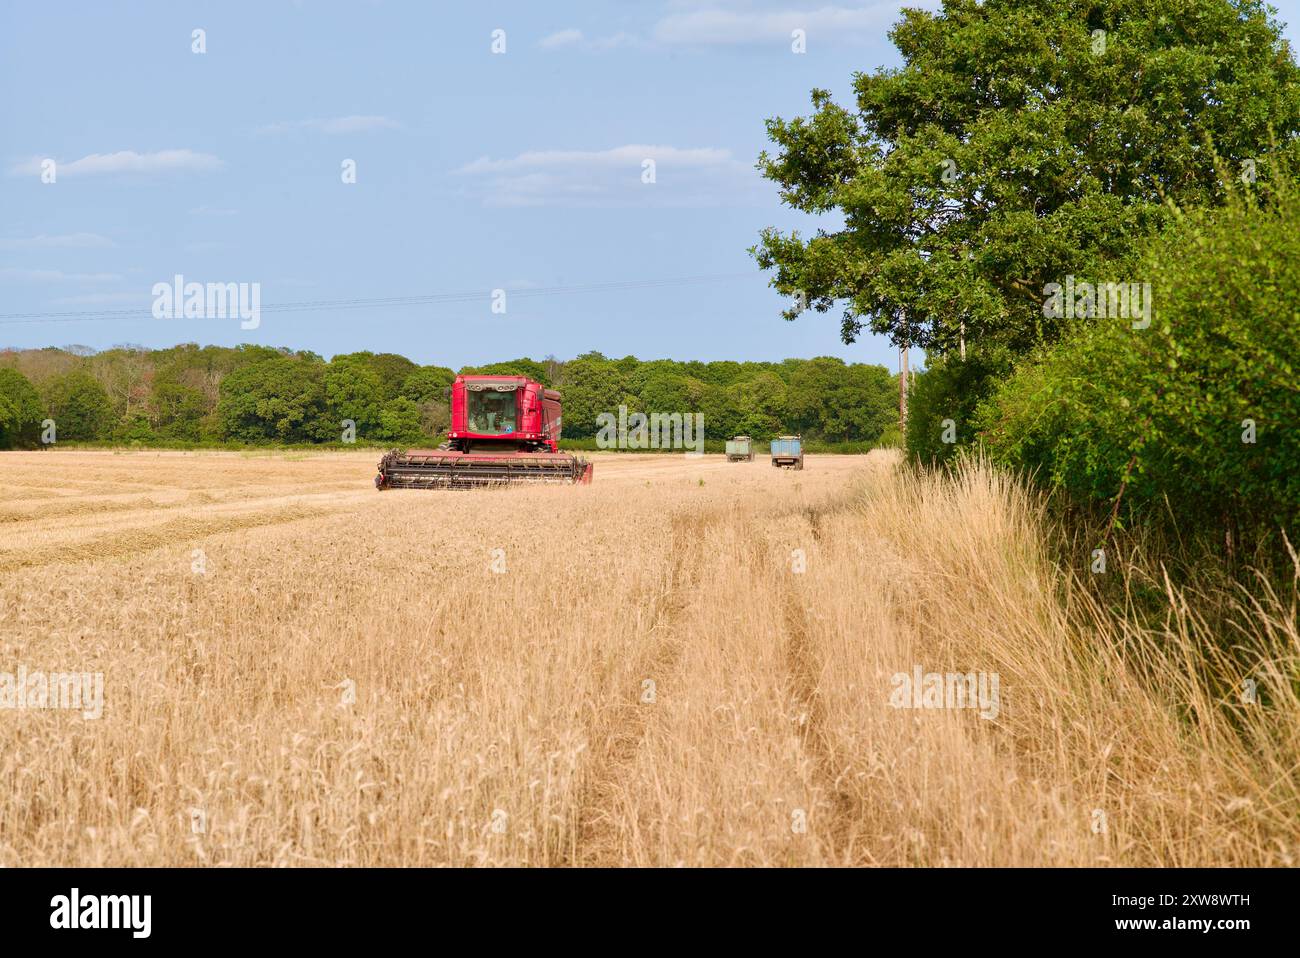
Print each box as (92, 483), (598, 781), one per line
(770, 435), (804, 470)
(725, 435), (754, 462)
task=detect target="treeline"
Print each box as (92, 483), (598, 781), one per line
(0, 346), (900, 448)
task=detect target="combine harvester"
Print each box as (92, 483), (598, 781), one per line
(375, 375), (593, 489)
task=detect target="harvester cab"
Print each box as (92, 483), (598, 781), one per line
(467, 386), (517, 434)
(375, 375), (592, 489)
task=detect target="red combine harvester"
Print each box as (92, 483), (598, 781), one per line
(375, 375), (593, 489)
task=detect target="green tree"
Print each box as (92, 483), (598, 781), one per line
(726, 372), (789, 439)
(635, 369), (694, 416)
(461, 358), (551, 385)
(556, 352), (626, 438)
(217, 357), (325, 443)
(322, 355), (382, 439)
(333, 351), (418, 403)
(0, 368), (43, 448)
(786, 357), (895, 441)
(786, 357), (846, 436)
(44, 370), (113, 441)
(399, 366), (456, 404)
(111, 414), (159, 445)
(694, 381), (740, 440)
(368, 353), (419, 402)
(906, 345), (1014, 463)
(149, 373), (208, 441)
(397, 366), (455, 441)
(752, 0), (1300, 356)
(375, 397), (426, 444)
(700, 360), (743, 386)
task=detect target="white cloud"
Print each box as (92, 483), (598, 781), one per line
(0, 232), (113, 250)
(8, 149), (222, 178)
(7, 149), (223, 178)
(538, 27), (641, 51)
(458, 144), (737, 175)
(259, 115), (401, 135)
(652, 3), (907, 45)
(0, 268), (123, 284)
(539, 6), (912, 53)
(539, 28), (584, 49)
(455, 144), (757, 208)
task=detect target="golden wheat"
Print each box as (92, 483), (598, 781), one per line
(0, 448), (1294, 866)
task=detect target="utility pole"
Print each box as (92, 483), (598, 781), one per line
(899, 343), (909, 431)
(898, 305), (911, 433)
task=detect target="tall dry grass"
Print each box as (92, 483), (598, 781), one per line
(0, 448), (1294, 865)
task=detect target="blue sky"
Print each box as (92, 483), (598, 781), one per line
(3, 0), (1298, 370)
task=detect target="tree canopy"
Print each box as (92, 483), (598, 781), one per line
(0, 367), (43, 448)
(43, 370), (112, 441)
(753, 0), (1300, 354)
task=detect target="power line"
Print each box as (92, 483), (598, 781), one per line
(0, 272), (756, 326)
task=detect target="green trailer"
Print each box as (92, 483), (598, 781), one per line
(770, 435), (804, 470)
(725, 435), (754, 462)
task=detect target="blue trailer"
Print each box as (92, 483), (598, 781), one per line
(770, 435), (804, 470)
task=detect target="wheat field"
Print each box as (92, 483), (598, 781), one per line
(0, 448), (1295, 867)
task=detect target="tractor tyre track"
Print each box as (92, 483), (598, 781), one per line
(776, 503), (864, 864)
(566, 511), (701, 866)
